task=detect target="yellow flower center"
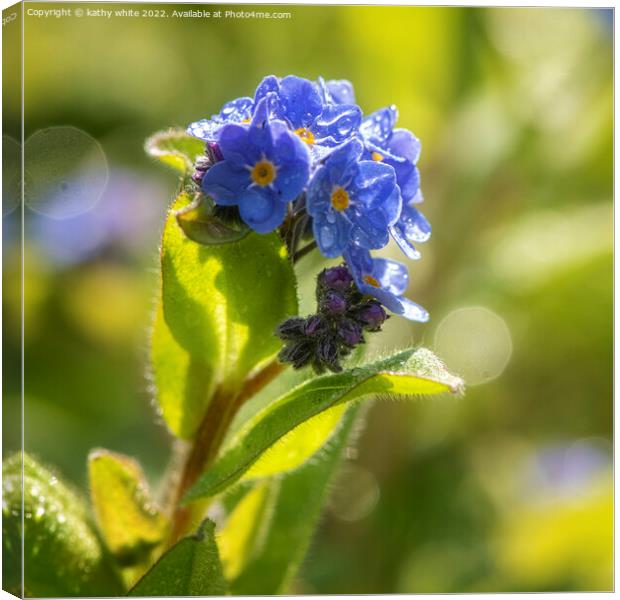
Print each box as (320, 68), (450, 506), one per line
(295, 127), (315, 146)
(330, 187), (350, 212)
(363, 275), (381, 288)
(241, 117), (252, 124)
(371, 151), (384, 162)
(251, 160), (276, 186)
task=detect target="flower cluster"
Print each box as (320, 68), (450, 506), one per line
(276, 265), (388, 373)
(187, 75), (430, 324)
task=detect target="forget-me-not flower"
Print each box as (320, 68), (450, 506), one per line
(201, 97), (310, 233)
(306, 138), (401, 258)
(360, 106), (431, 259)
(254, 75), (362, 159)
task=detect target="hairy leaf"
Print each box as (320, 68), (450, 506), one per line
(2, 453), (123, 597)
(151, 193), (298, 439)
(129, 520), (226, 596)
(186, 348), (463, 500)
(231, 405), (361, 594)
(144, 128), (205, 175)
(88, 450), (168, 565)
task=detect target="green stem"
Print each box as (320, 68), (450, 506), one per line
(167, 360), (286, 545)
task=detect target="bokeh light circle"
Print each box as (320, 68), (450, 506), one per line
(328, 463), (380, 522)
(433, 306), (512, 386)
(24, 126), (108, 219)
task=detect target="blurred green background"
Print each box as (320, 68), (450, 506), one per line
(4, 4), (613, 593)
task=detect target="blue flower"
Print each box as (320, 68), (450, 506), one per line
(360, 106), (430, 259)
(344, 245), (428, 322)
(201, 97), (310, 233)
(254, 75), (361, 159)
(187, 97), (254, 142)
(306, 139), (402, 258)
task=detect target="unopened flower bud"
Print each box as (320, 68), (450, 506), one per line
(318, 265), (353, 292)
(276, 317), (306, 340)
(357, 302), (388, 331)
(322, 291), (347, 316)
(339, 319), (363, 346)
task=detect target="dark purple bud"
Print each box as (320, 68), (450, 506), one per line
(206, 141), (224, 163)
(305, 315), (325, 336)
(316, 337), (342, 372)
(276, 317), (306, 340)
(318, 265), (353, 292)
(357, 302), (388, 331)
(339, 319), (364, 346)
(322, 291), (347, 316)
(279, 340), (315, 370)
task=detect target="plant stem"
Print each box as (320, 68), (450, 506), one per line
(293, 241), (317, 263)
(167, 360), (286, 545)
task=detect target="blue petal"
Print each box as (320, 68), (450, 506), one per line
(219, 97), (254, 122)
(397, 297), (429, 322)
(187, 118), (223, 142)
(397, 203), (431, 243)
(217, 124), (256, 166)
(313, 104), (362, 145)
(349, 221), (390, 250)
(360, 106), (398, 145)
(372, 258), (409, 296)
(306, 166), (333, 215)
(354, 162), (401, 226)
(279, 76), (323, 129)
(313, 214), (352, 258)
(324, 139), (364, 186)
(238, 188), (287, 233)
(326, 79), (356, 105)
(389, 225), (421, 260)
(272, 131), (311, 202)
(388, 129), (421, 164)
(254, 75), (280, 106)
(202, 161), (250, 205)
(394, 163), (420, 203)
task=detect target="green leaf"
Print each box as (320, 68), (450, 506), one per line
(186, 348), (463, 500)
(176, 196), (250, 245)
(144, 128), (205, 175)
(88, 449), (168, 566)
(150, 192), (298, 440)
(2, 453), (124, 597)
(128, 520), (226, 596)
(230, 405), (362, 595)
(240, 404), (347, 481)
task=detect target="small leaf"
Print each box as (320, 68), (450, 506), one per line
(150, 192), (298, 440)
(129, 520), (226, 596)
(144, 128), (205, 175)
(88, 449), (168, 565)
(176, 196), (250, 245)
(231, 405), (361, 595)
(2, 453), (123, 597)
(186, 347), (463, 500)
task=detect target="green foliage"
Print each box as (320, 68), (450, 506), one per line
(187, 348), (463, 500)
(2, 453), (123, 597)
(230, 405), (362, 595)
(129, 520), (226, 596)
(150, 192), (298, 439)
(144, 128), (205, 175)
(88, 449), (168, 566)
